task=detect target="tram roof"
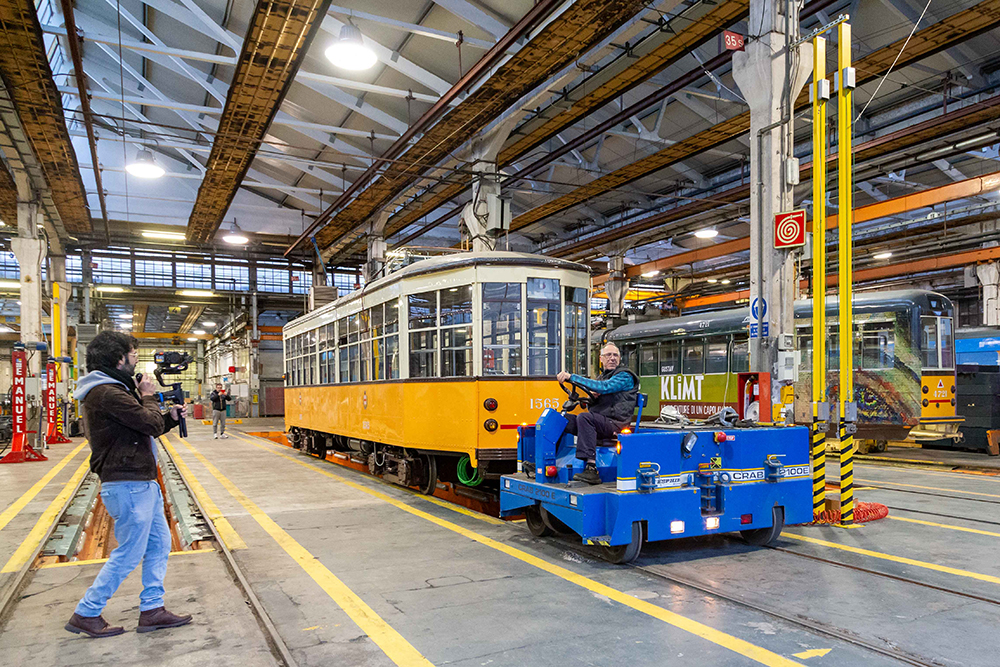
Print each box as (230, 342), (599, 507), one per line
(607, 290), (953, 342)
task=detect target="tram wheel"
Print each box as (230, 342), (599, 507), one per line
(740, 506), (785, 546)
(524, 505), (554, 537)
(540, 506), (571, 534)
(419, 454), (438, 496)
(600, 521), (643, 564)
(874, 440), (888, 453)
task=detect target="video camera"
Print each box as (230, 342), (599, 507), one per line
(138, 351), (192, 437)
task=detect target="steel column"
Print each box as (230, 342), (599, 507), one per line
(811, 35), (828, 515)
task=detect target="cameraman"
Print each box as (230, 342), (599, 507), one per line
(65, 332), (191, 639)
(209, 383), (233, 439)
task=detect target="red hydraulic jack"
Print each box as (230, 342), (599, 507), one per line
(45, 359), (71, 445)
(1, 345), (48, 463)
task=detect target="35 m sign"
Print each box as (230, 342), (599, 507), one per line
(723, 31), (745, 51)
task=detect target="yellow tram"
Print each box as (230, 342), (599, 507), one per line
(283, 252), (592, 492)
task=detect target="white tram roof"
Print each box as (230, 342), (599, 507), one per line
(285, 251), (590, 334)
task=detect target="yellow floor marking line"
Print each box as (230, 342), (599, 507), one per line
(782, 532), (1000, 585)
(0, 441), (87, 533)
(888, 515), (1000, 538)
(166, 436), (435, 667)
(231, 433), (507, 526)
(856, 478), (1000, 499)
(232, 436), (804, 666)
(301, 625), (321, 632)
(793, 648), (831, 659)
(861, 464), (1000, 485)
(38, 547), (216, 569)
(159, 436), (247, 551)
(1, 457), (90, 574)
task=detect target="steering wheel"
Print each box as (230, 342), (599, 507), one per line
(559, 379), (598, 412)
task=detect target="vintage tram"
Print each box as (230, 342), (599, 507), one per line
(283, 252), (591, 493)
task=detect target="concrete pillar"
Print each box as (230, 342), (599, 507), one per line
(249, 292), (260, 418)
(977, 262), (1000, 326)
(363, 210), (390, 284)
(11, 172), (45, 376)
(732, 0), (811, 412)
(81, 248), (92, 324)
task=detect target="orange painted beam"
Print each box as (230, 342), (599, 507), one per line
(592, 170), (1000, 287)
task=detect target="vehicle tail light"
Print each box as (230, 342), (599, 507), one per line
(705, 517), (720, 530)
(741, 513), (753, 525)
(620, 428), (632, 435)
(484, 398), (498, 411)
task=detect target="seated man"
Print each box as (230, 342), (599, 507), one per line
(556, 342), (639, 485)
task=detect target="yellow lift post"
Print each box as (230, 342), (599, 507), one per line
(811, 34), (828, 516)
(836, 21), (856, 525)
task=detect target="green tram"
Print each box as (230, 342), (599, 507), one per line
(605, 290), (961, 446)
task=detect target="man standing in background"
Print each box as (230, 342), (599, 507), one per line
(210, 383), (233, 439)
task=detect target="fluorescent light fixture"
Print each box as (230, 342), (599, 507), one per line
(177, 290), (214, 297)
(125, 149), (164, 179)
(194, 329), (206, 335)
(874, 251), (893, 260)
(96, 286), (126, 293)
(117, 313), (132, 319)
(705, 516), (720, 530)
(670, 520), (685, 534)
(325, 23), (377, 71)
(707, 278), (718, 284)
(142, 230), (186, 241)
(641, 270), (660, 278)
(721, 279), (731, 285)
(186, 337), (198, 342)
(202, 321), (217, 327)
(694, 228), (719, 239)
(0, 280), (20, 289)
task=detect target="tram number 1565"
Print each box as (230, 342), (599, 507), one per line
(529, 398), (561, 410)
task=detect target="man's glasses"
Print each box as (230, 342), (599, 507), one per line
(600, 353), (620, 359)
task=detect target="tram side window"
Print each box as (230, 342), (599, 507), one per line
(705, 336), (728, 374)
(639, 345), (658, 376)
(526, 278), (560, 376)
(306, 329), (317, 385)
(482, 282), (522, 376)
(682, 340), (705, 374)
(441, 286), (473, 377)
(360, 310), (372, 382)
(659, 341), (679, 375)
(861, 322), (895, 370)
(564, 286), (588, 375)
(618, 344), (638, 374)
(940, 317), (955, 369)
(370, 305), (385, 380)
(731, 336), (749, 373)
(318, 325), (328, 384)
(385, 299), (400, 379)
(348, 313), (361, 382)
(409, 291), (438, 378)
(338, 317), (349, 383)
(327, 323), (337, 382)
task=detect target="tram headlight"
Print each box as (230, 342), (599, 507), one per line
(922, 385), (929, 394)
(951, 385), (956, 394)
(951, 398), (956, 406)
(922, 398), (929, 407)
(484, 418), (499, 433)
(484, 398), (498, 411)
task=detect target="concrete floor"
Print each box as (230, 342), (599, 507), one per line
(3, 422), (1000, 665)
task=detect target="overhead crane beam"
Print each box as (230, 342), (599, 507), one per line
(508, 0), (1000, 235)
(0, 0), (92, 234)
(591, 169), (1000, 287)
(186, 0), (334, 243)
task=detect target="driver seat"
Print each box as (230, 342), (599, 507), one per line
(595, 392), (648, 450)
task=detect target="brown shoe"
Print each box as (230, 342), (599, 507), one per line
(137, 607), (192, 633)
(65, 613), (125, 638)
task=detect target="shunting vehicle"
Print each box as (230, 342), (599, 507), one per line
(500, 380), (813, 563)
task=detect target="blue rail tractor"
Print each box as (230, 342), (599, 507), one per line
(500, 382), (813, 563)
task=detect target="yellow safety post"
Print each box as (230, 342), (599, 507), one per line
(811, 35), (828, 516)
(837, 21), (855, 525)
(52, 282), (61, 362)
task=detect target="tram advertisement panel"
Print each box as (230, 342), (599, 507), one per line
(640, 373), (738, 418)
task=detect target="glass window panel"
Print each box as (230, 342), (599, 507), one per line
(526, 278), (559, 377)
(337, 318), (348, 347)
(291, 269), (312, 295)
(482, 283), (521, 376)
(706, 337), (729, 374)
(408, 291), (437, 330)
(659, 341), (679, 375)
(349, 344), (360, 382)
(564, 286), (588, 375)
(135, 259), (173, 287)
(639, 347), (658, 376)
(442, 326), (473, 377)
(92, 254), (131, 285)
(371, 338), (385, 380)
(619, 344), (638, 374)
(731, 337), (749, 373)
(682, 340), (704, 374)
(348, 313), (359, 343)
(369, 305), (384, 338)
(940, 317), (954, 369)
(0, 252), (18, 279)
(409, 330), (437, 378)
(66, 254), (82, 283)
(257, 267), (290, 293)
(319, 351), (328, 384)
(861, 322), (895, 370)
(360, 337), (371, 382)
(920, 316), (939, 369)
(385, 298), (400, 334)
(385, 335), (399, 379)
(440, 286), (473, 326)
(175, 262), (212, 289)
(215, 263), (250, 292)
(339, 347), (349, 383)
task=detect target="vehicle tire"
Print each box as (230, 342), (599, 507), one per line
(540, 506), (572, 534)
(874, 440), (888, 453)
(600, 521), (643, 564)
(524, 505), (554, 537)
(419, 454), (438, 496)
(741, 506), (785, 546)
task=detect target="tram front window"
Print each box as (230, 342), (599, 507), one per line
(940, 317), (955, 369)
(482, 282), (522, 375)
(527, 278), (560, 376)
(920, 316), (939, 369)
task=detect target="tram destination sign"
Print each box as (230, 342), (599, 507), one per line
(774, 210), (806, 248)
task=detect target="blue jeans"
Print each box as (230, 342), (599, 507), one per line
(75, 480), (171, 617)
